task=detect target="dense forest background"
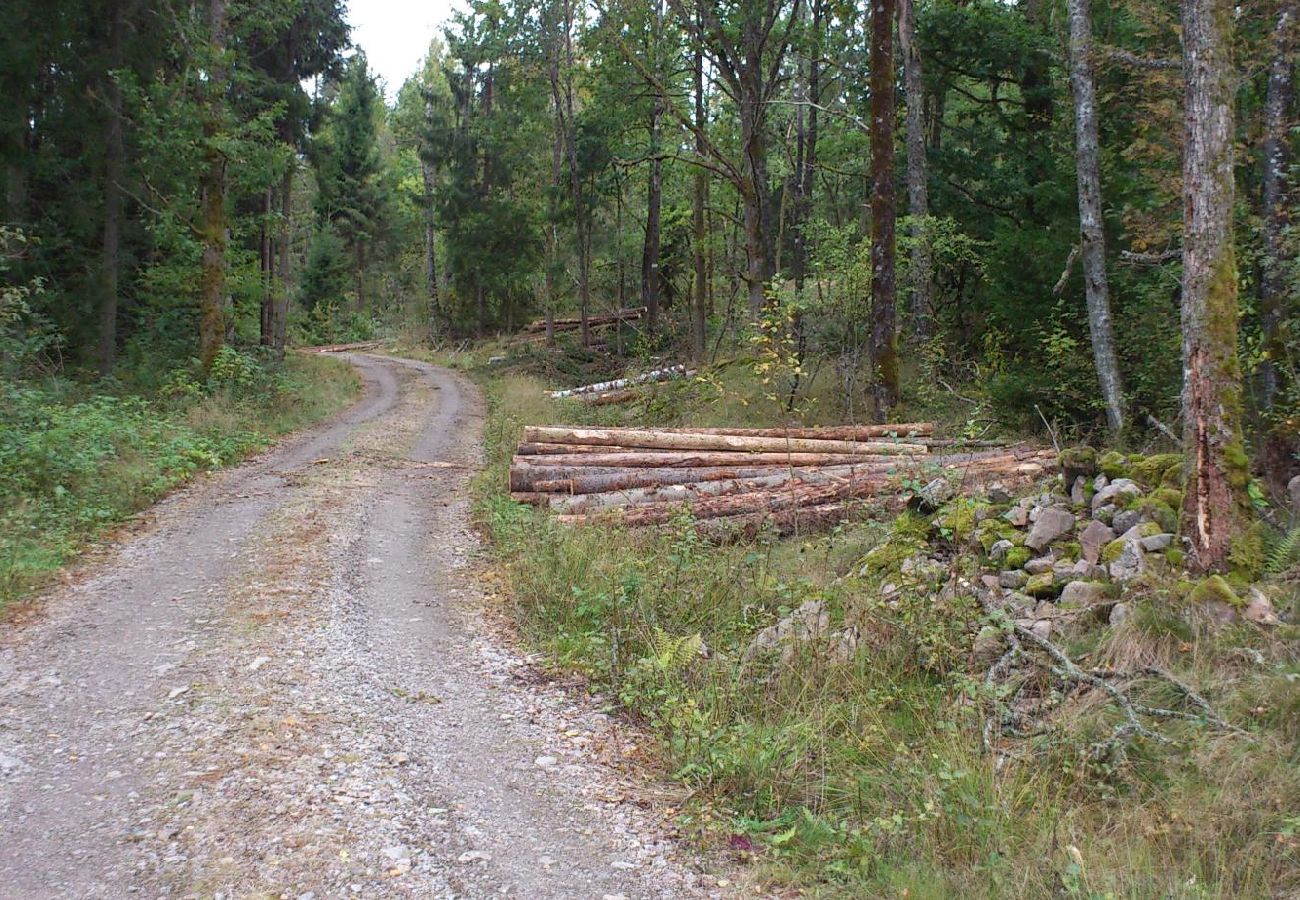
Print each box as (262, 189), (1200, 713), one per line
(0, 0), (1296, 544)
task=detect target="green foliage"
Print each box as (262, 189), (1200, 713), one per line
(0, 353), (358, 605)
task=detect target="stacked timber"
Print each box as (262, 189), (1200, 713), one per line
(508, 424), (1056, 537)
(516, 307), (646, 342)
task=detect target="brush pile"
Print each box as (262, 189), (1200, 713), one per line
(509, 423), (1056, 536)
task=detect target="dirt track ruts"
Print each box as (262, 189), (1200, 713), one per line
(0, 354), (726, 899)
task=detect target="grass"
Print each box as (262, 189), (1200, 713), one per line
(0, 351), (361, 607)
(462, 347), (1300, 897)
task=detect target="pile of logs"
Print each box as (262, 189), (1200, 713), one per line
(509, 424), (1056, 536)
(515, 307), (646, 343)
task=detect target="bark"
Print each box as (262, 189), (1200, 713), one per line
(1180, 0), (1246, 571)
(897, 0), (933, 340)
(1260, 2), (1296, 410)
(650, 423), (935, 438)
(869, 0), (899, 421)
(199, 0), (228, 375)
(96, 0), (125, 377)
(1067, 0), (1126, 433)
(519, 426), (928, 455)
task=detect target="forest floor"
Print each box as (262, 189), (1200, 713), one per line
(0, 353), (732, 898)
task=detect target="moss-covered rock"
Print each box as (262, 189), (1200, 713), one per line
(1129, 453), (1182, 487)
(1024, 571), (1059, 598)
(1187, 574), (1244, 609)
(1056, 540), (1082, 562)
(1004, 546), (1031, 569)
(1059, 446), (1097, 482)
(1101, 538), (1129, 565)
(1099, 450), (1129, 479)
(1138, 499), (1179, 534)
(1160, 463), (1185, 488)
(1151, 487), (1184, 512)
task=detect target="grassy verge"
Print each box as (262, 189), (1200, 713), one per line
(466, 356), (1300, 897)
(0, 351), (361, 606)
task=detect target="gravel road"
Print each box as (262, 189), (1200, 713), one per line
(0, 354), (728, 899)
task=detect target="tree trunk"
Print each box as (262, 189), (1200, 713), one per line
(1067, 0), (1125, 434)
(869, 0), (899, 422)
(421, 154), (440, 337)
(96, 0), (125, 378)
(640, 0), (665, 332)
(691, 36), (708, 361)
(259, 185), (274, 346)
(1180, 0), (1245, 571)
(1260, 2), (1295, 410)
(641, 111), (663, 331)
(198, 0), (228, 375)
(739, 66), (772, 318)
(273, 164), (292, 355)
(898, 0), (932, 341)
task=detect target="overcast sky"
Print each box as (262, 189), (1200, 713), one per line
(347, 0), (464, 100)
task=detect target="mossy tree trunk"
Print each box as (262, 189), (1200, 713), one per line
(1180, 0), (1246, 571)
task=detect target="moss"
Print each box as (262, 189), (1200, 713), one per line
(861, 535), (926, 576)
(1228, 521), (1270, 581)
(1101, 538), (1129, 564)
(892, 510), (932, 543)
(1004, 546), (1031, 569)
(1057, 541), (1082, 562)
(934, 500), (983, 543)
(1099, 450), (1129, 479)
(975, 518), (1023, 553)
(1165, 547), (1186, 567)
(1224, 440), (1251, 490)
(1138, 521), (1163, 539)
(1129, 453), (1182, 487)
(1139, 499), (1178, 534)
(1160, 462), (1185, 488)
(1187, 574), (1244, 609)
(1025, 572), (1058, 598)
(1059, 446), (1097, 481)
(1151, 488), (1184, 512)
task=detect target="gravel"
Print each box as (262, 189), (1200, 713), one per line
(0, 354), (732, 899)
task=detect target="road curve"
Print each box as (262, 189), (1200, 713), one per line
(0, 354), (722, 899)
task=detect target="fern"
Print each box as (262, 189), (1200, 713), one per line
(1266, 527), (1300, 575)
(646, 627), (705, 675)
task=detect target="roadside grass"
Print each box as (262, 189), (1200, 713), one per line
(0, 352), (360, 607)
(467, 356), (1300, 897)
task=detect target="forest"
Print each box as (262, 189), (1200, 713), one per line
(2, 0), (1299, 893)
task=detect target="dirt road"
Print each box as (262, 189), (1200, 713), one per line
(0, 355), (721, 899)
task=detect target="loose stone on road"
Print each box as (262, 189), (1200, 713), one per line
(0, 354), (725, 898)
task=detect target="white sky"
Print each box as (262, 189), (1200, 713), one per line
(346, 0), (464, 100)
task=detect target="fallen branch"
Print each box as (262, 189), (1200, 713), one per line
(548, 365), (692, 399)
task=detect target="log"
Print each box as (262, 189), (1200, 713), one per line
(549, 455), (1056, 527)
(521, 307), (645, 334)
(556, 476), (889, 527)
(521, 426), (929, 456)
(697, 500), (874, 541)
(520, 451), (920, 468)
(507, 447), (1054, 493)
(653, 423), (935, 439)
(547, 366), (691, 399)
(542, 466), (876, 514)
(581, 388), (644, 406)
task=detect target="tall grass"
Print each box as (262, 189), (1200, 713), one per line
(472, 365), (1300, 897)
